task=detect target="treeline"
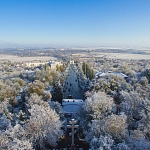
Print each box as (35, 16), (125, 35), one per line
(82, 62), (94, 80)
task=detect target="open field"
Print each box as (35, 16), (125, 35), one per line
(0, 52), (149, 62)
(106, 53), (150, 60)
(142, 50), (150, 54)
(90, 52), (150, 60)
(0, 55), (58, 62)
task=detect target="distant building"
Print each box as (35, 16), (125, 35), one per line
(25, 61), (47, 67)
(50, 61), (63, 70)
(70, 60), (74, 64)
(72, 53), (80, 57)
(95, 71), (128, 79)
(25, 60), (63, 70)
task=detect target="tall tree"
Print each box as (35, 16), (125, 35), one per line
(52, 84), (63, 104)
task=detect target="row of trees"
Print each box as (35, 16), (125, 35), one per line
(82, 62), (94, 80)
(56, 64), (65, 72)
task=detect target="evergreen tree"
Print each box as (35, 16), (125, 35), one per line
(143, 68), (150, 83)
(82, 62), (94, 80)
(89, 69), (94, 80)
(52, 84), (63, 104)
(56, 64), (60, 72)
(82, 62), (86, 74)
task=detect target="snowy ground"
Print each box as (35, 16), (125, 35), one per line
(62, 99), (84, 114)
(89, 52), (150, 60)
(0, 54), (58, 62)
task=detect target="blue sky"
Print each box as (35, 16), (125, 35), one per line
(0, 0), (150, 48)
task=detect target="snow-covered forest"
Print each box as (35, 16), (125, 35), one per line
(79, 59), (150, 149)
(0, 60), (65, 149)
(0, 57), (150, 149)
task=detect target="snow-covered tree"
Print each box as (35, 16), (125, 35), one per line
(0, 114), (11, 131)
(27, 80), (45, 96)
(0, 131), (9, 150)
(0, 112), (33, 149)
(127, 129), (150, 150)
(7, 138), (33, 150)
(84, 120), (114, 150)
(103, 113), (128, 141)
(52, 83), (63, 104)
(49, 101), (63, 117)
(97, 75), (132, 94)
(26, 80), (52, 101)
(25, 103), (63, 149)
(140, 76), (149, 86)
(119, 91), (142, 118)
(79, 92), (116, 149)
(17, 110), (26, 125)
(83, 91), (114, 120)
(142, 68), (150, 83)
(0, 101), (8, 114)
(112, 142), (129, 150)
(13, 78), (27, 87)
(27, 93), (49, 109)
(118, 62), (131, 76)
(89, 134), (114, 150)
(3, 124), (33, 150)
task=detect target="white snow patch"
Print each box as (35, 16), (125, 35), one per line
(62, 99), (84, 114)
